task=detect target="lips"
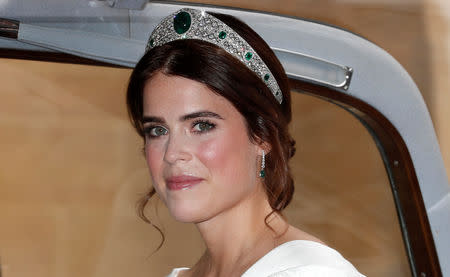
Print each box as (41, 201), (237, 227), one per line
(165, 175), (204, 191)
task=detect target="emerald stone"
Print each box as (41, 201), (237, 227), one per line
(245, 52), (253, 61)
(264, 74), (270, 81)
(173, 11), (191, 35)
(219, 31), (227, 39)
(149, 38), (155, 47)
(259, 170), (265, 178)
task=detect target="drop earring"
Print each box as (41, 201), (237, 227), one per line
(259, 150), (265, 178)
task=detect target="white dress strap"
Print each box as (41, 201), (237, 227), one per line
(165, 267), (189, 277)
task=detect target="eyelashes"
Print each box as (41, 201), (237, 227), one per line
(145, 125), (168, 138)
(143, 119), (216, 140)
(192, 119), (216, 133)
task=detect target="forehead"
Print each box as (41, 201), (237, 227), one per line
(142, 72), (237, 118)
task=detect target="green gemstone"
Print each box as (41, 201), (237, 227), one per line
(245, 52), (253, 61)
(149, 38), (155, 47)
(173, 11), (191, 35)
(219, 31), (227, 39)
(259, 170), (265, 178)
(264, 74), (270, 81)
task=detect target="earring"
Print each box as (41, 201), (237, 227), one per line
(259, 150), (265, 178)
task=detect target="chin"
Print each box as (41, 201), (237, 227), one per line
(167, 200), (211, 223)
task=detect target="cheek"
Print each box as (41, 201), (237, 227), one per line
(198, 138), (229, 169)
(197, 131), (256, 183)
(145, 143), (165, 183)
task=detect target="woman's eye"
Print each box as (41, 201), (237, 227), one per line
(145, 126), (168, 138)
(193, 121), (215, 133)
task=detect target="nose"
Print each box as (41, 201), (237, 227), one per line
(163, 130), (192, 164)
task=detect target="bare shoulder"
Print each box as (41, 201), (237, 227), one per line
(278, 224), (326, 246)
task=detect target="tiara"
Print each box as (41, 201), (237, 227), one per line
(146, 8), (283, 104)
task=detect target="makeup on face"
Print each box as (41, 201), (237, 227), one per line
(142, 72), (261, 223)
(165, 175), (205, 191)
(142, 110), (224, 141)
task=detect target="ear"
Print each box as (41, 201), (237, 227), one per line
(255, 140), (271, 156)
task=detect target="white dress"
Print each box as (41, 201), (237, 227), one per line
(166, 240), (366, 277)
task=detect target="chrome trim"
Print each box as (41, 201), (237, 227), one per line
(273, 47), (353, 91)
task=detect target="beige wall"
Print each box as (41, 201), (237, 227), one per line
(0, 1), (449, 277)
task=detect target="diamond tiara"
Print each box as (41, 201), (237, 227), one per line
(146, 8), (283, 104)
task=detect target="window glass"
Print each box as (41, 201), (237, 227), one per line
(0, 57), (411, 276)
(286, 92), (411, 276)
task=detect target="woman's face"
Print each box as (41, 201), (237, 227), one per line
(142, 72), (263, 223)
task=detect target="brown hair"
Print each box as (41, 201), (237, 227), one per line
(127, 12), (296, 249)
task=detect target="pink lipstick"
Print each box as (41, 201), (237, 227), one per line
(165, 175), (203, 191)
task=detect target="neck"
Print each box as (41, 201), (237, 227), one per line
(193, 185), (289, 276)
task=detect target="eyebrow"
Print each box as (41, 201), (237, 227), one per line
(142, 110), (224, 124)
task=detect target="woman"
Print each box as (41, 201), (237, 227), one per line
(127, 8), (365, 277)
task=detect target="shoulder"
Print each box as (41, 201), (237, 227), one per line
(242, 240), (365, 277)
